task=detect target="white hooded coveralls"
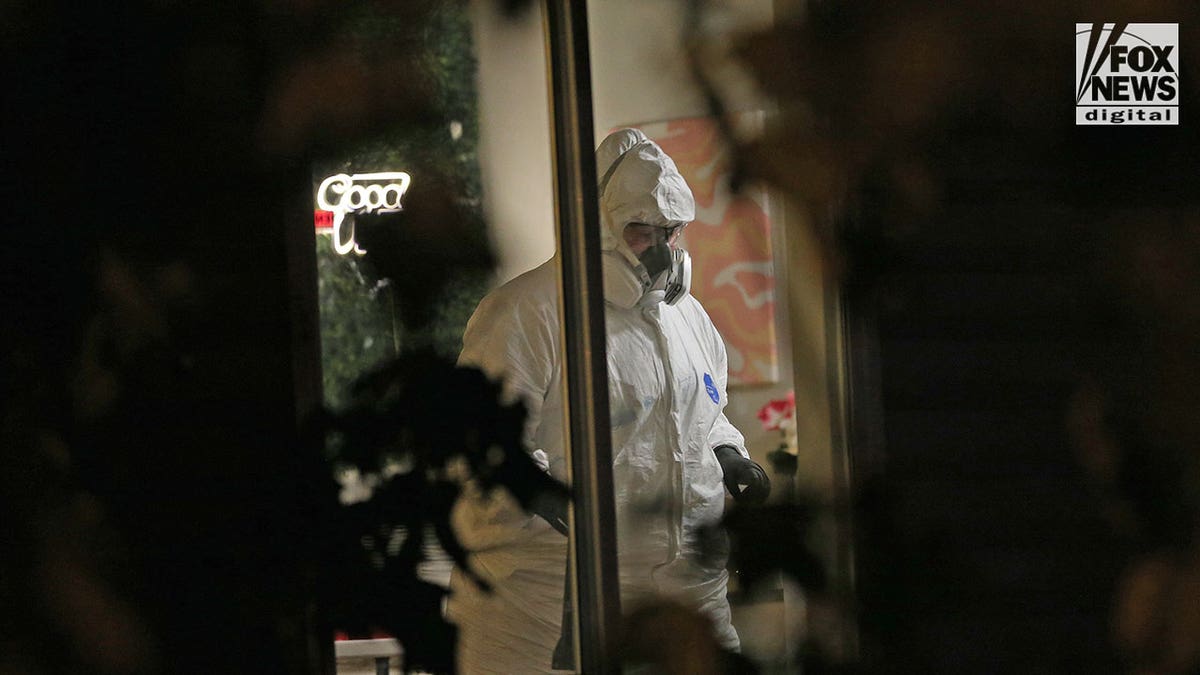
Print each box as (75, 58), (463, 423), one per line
(447, 129), (747, 674)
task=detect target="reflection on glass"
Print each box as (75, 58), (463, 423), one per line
(314, 175), (400, 412)
(308, 6), (510, 673)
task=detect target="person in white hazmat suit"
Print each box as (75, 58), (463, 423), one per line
(446, 128), (770, 674)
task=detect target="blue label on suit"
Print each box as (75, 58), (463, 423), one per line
(703, 373), (719, 403)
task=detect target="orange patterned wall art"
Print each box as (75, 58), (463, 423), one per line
(627, 114), (779, 385)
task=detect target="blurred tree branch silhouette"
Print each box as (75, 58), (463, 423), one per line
(687, 1), (1200, 673)
(0, 1), (549, 673)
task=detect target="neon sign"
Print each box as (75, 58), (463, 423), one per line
(315, 171), (412, 255)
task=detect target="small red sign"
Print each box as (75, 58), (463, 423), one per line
(314, 210), (334, 230)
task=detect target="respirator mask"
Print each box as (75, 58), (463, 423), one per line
(634, 223), (691, 306)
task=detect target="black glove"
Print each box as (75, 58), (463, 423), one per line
(530, 489), (570, 536)
(714, 445), (770, 505)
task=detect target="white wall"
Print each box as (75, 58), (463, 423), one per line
(468, 0), (556, 284)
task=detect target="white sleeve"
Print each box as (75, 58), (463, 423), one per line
(452, 287), (560, 553)
(458, 289), (557, 453)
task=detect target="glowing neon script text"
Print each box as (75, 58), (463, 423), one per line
(316, 172), (412, 255)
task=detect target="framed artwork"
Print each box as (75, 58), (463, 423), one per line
(626, 113), (779, 385)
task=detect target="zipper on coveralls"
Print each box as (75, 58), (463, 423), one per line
(647, 306), (682, 568)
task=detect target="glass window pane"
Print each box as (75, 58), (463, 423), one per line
(441, 3), (586, 674)
(586, 1), (822, 671)
(305, 4), (578, 673)
(309, 1), (846, 672)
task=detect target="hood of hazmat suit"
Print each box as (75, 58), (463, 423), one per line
(596, 128), (695, 308)
(447, 129), (747, 674)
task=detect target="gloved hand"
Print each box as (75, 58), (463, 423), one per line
(713, 445), (770, 506)
(530, 489), (570, 536)
(528, 449), (570, 535)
